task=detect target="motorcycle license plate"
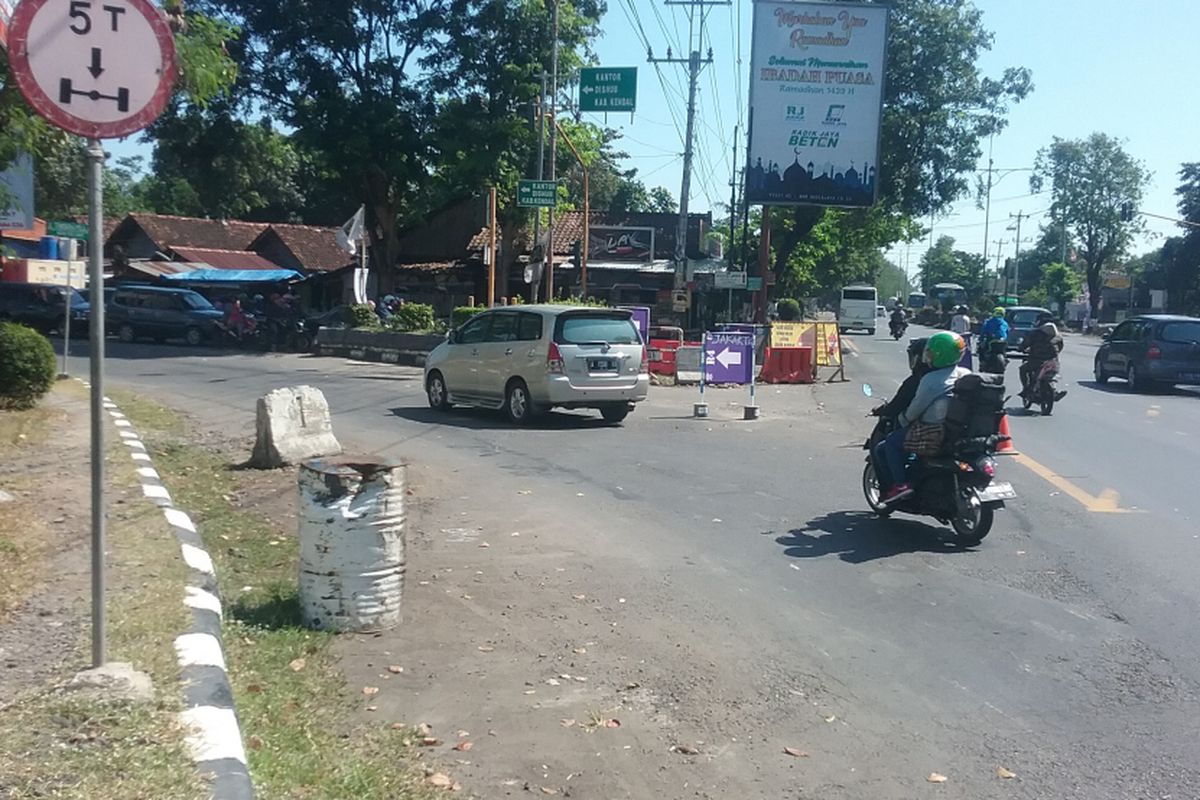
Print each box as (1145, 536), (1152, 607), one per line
(978, 482), (1017, 502)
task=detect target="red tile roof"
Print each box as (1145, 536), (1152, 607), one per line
(260, 223), (353, 272)
(128, 213), (268, 251)
(168, 247), (284, 271)
(1, 218), (48, 242)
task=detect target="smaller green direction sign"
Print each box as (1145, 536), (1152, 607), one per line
(517, 179), (558, 208)
(579, 67), (637, 113)
(746, 276), (765, 292)
(48, 220), (89, 239)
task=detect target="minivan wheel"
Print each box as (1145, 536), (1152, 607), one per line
(504, 379), (537, 425)
(118, 324), (135, 343)
(427, 371), (451, 411)
(1127, 363), (1153, 393)
(1094, 357), (1109, 384)
(184, 327), (204, 346)
(599, 403), (631, 424)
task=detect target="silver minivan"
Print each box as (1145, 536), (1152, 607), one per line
(424, 305), (650, 424)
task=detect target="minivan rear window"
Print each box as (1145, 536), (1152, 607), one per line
(1009, 310), (1042, 326)
(1160, 321), (1200, 344)
(555, 313), (639, 345)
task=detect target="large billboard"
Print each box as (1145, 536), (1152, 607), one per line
(589, 226), (655, 262)
(746, 1), (888, 207)
(0, 153), (35, 231)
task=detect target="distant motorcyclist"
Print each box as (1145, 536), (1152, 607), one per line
(889, 306), (908, 336)
(979, 307), (1010, 346)
(1020, 313), (1067, 401)
(950, 305), (973, 335)
(874, 332), (970, 504)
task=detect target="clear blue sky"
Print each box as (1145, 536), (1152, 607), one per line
(592, 0), (1200, 280)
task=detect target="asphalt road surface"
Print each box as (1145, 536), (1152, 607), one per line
(60, 335), (1200, 799)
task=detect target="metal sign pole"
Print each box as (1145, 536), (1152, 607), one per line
(87, 139), (107, 668)
(60, 252), (72, 377)
(744, 327), (760, 420)
(694, 332), (709, 418)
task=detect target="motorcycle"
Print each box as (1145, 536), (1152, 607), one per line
(861, 383), (1016, 544)
(1015, 354), (1061, 415)
(977, 337), (1008, 375)
(889, 318), (908, 340)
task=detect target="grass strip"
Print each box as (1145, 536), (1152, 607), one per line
(112, 390), (438, 800)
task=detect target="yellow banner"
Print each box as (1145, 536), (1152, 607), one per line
(815, 322), (842, 367)
(769, 321), (814, 349)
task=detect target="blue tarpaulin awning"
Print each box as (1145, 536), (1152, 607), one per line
(161, 268), (303, 283)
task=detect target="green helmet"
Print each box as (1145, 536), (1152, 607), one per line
(924, 331), (965, 369)
(993, 307), (1005, 318)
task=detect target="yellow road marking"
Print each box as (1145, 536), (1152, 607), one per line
(841, 338), (859, 355)
(1012, 454), (1131, 514)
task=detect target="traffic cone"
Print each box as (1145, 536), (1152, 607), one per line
(995, 412), (1018, 455)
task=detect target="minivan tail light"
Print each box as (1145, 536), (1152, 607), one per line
(1146, 345), (1162, 360)
(547, 341), (564, 374)
(639, 345), (649, 374)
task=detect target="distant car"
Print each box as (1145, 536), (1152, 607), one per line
(424, 305), (650, 424)
(1094, 315), (1200, 391)
(107, 285), (224, 345)
(876, 304), (886, 318)
(0, 281), (89, 335)
(1005, 306), (1053, 350)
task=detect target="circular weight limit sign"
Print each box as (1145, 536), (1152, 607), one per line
(8, 0), (176, 139)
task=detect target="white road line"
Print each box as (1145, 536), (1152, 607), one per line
(179, 706), (248, 764)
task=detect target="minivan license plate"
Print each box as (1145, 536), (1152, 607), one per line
(589, 358), (617, 371)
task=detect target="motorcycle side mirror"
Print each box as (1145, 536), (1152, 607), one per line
(862, 383), (874, 398)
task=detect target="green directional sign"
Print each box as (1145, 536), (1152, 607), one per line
(579, 67), (637, 113)
(517, 179), (558, 208)
(48, 220), (89, 239)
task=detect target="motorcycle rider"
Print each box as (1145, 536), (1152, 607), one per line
(873, 338), (932, 420)
(1019, 312), (1067, 401)
(875, 332), (971, 504)
(979, 307), (1010, 346)
(889, 305), (908, 337)
(950, 305), (973, 335)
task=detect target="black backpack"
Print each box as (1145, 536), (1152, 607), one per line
(944, 373), (1005, 443)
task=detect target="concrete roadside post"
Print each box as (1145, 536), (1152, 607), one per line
(59, 252), (72, 378)
(694, 332), (709, 418)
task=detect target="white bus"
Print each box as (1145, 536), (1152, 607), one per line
(839, 284), (878, 335)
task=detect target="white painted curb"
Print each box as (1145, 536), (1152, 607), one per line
(90, 382), (254, 800)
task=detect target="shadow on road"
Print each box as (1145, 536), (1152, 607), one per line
(772, 510), (980, 564)
(389, 405), (617, 432)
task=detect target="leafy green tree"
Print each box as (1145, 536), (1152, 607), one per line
(1030, 262), (1083, 315)
(1031, 133), (1151, 318)
(197, 0), (602, 286)
(875, 258), (911, 303)
(919, 235), (987, 301)
(1167, 163), (1200, 313)
(142, 102), (308, 221)
(647, 187), (677, 214)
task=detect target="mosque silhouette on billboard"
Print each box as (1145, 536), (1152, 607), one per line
(744, 153), (876, 206)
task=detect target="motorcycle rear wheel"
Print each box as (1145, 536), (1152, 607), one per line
(862, 462), (893, 517)
(951, 489), (993, 544)
(1041, 396), (1054, 416)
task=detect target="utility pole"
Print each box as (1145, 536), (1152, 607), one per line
(1009, 210), (1028, 299)
(982, 133), (994, 267)
(993, 238), (1008, 297)
(649, 0), (729, 291)
(727, 124), (739, 270)
(546, 0), (560, 302)
(532, 71), (547, 303)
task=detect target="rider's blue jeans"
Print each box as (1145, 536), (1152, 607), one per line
(874, 427), (909, 490)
